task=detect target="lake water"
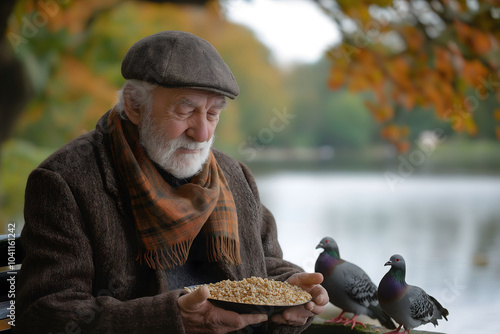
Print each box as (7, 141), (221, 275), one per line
(255, 172), (500, 334)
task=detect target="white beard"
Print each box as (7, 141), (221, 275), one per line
(138, 112), (214, 179)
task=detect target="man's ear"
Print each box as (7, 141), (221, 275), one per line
(123, 89), (142, 125)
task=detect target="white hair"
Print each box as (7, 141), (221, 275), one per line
(114, 79), (157, 120)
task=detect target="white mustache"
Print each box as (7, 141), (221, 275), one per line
(138, 111), (214, 178)
(174, 136), (213, 151)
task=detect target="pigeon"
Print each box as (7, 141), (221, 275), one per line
(315, 237), (396, 330)
(377, 254), (449, 334)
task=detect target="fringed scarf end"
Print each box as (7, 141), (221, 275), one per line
(138, 240), (192, 269)
(207, 235), (241, 265)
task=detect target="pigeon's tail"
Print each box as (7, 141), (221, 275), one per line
(369, 305), (397, 330)
(429, 295), (449, 321)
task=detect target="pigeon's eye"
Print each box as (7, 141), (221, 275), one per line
(325, 240), (329, 243)
(396, 259), (400, 262)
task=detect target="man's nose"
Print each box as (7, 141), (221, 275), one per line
(186, 115), (210, 143)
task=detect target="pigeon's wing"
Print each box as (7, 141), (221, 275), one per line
(428, 295), (449, 321)
(408, 286), (436, 324)
(343, 264), (379, 307)
(343, 263), (398, 330)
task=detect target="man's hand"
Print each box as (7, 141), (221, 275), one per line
(178, 285), (268, 334)
(270, 272), (328, 326)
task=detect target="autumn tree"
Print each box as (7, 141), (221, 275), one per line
(0, 0), (212, 146)
(312, 0), (500, 152)
(0, 0), (289, 227)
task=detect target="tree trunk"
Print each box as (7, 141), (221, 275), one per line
(0, 0), (31, 144)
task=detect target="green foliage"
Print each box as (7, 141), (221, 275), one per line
(281, 59), (377, 149)
(321, 92), (374, 147)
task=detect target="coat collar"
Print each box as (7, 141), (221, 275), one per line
(93, 110), (125, 205)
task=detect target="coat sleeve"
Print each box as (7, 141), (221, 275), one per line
(16, 168), (188, 334)
(238, 163), (315, 334)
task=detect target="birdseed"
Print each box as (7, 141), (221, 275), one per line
(185, 276), (312, 305)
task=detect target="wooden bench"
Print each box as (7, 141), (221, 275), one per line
(0, 233), (24, 333)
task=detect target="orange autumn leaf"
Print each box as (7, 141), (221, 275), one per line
(15, 101), (44, 130)
(421, 81), (443, 112)
(380, 125), (410, 150)
(43, 0), (122, 34)
(462, 115), (478, 136)
(471, 29), (492, 54)
(341, 4), (371, 23)
(449, 111), (467, 132)
(400, 26), (424, 52)
(400, 92), (416, 111)
(396, 140), (410, 154)
(454, 19), (471, 43)
(357, 6), (372, 24)
(494, 109), (500, 122)
(381, 124), (400, 142)
(371, 0), (392, 6)
(462, 59), (489, 87)
(348, 75), (372, 91)
(387, 56), (412, 91)
(372, 83), (387, 105)
(455, 19), (492, 55)
(434, 47), (455, 81)
(328, 67), (346, 90)
(365, 101), (394, 123)
(456, 0), (468, 12)
(356, 49), (377, 67)
(57, 55), (117, 123)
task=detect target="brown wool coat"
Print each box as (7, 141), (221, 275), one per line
(16, 112), (311, 334)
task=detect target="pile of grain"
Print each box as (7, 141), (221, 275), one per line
(185, 276), (312, 306)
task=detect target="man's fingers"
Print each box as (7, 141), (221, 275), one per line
(245, 313), (268, 325)
(178, 285), (210, 312)
(271, 305), (313, 326)
(287, 272), (323, 288)
(270, 273), (329, 326)
(309, 284), (328, 306)
(224, 313), (268, 329)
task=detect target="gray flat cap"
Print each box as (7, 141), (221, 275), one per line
(121, 31), (239, 99)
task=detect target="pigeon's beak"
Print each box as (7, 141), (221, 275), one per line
(315, 243), (323, 249)
(384, 260), (392, 266)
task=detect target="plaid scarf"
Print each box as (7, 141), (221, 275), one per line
(107, 110), (240, 269)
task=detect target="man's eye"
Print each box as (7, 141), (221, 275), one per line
(178, 109), (194, 116)
(208, 112), (220, 120)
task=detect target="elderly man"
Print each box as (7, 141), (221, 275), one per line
(16, 31), (328, 333)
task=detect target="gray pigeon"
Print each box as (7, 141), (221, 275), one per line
(315, 237), (396, 329)
(377, 254), (449, 333)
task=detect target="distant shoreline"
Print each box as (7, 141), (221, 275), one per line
(226, 140), (500, 176)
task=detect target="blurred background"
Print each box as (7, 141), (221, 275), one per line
(1, 0), (499, 332)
